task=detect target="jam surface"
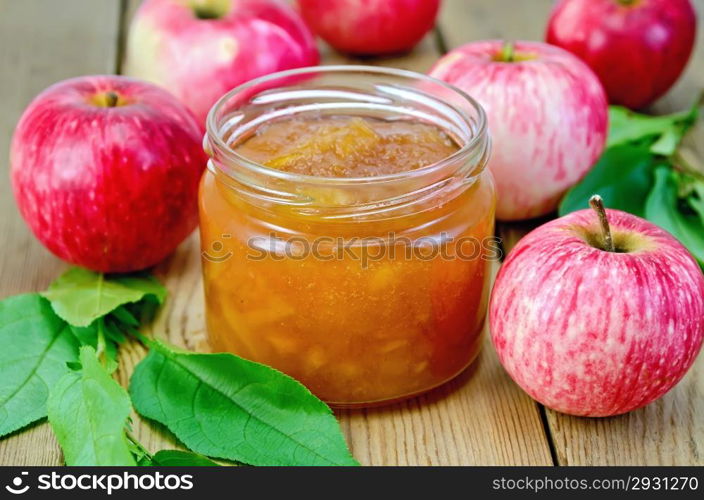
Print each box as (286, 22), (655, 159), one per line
(234, 116), (459, 177)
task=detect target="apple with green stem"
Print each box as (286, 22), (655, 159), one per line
(489, 195), (704, 416)
(429, 40), (608, 221)
(125, 0), (319, 127)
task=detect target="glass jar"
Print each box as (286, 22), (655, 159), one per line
(200, 66), (494, 407)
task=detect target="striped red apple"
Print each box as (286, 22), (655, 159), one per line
(489, 196), (704, 416)
(429, 40), (608, 221)
(125, 0), (319, 126)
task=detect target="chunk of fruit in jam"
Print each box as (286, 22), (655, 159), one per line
(234, 115), (459, 177)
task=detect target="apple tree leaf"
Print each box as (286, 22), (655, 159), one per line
(41, 267), (166, 327)
(559, 144), (656, 217)
(69, 322), (120, 374)
(47, 346), (135, 466)
(0, 294), (79, 438)
(679, 177), (704, 225)
(607, 102), (698, 155)
(129, 341), (359, 466)
(151, 450), (220, 467)
(645, 167), (704, 267)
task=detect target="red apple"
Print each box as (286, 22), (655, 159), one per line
(546, 0), (697, 109)
(297, 0), (440, 55)
(125, 0), (319, 126)
(489, 197), (704, 416)
(429, 40), (608, 221)
(10, 75), (206, 273)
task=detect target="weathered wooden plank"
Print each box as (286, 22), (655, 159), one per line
(545, 0), (704, 466)
(547, 361), (704, 465)
(441, 0), (704, 466)
(0, 0), (122, 466)
(319, 33), (443, 74)
(439, 0), (555, 50)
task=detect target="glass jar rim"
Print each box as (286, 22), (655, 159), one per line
(205, 65), (488, 186)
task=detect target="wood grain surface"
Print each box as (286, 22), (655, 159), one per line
(0, 0), (122, 466)
(0, 0), (702, 466)
(440, 0), (704, 466)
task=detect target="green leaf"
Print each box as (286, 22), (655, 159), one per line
(112, 275), (167, 304)
(111, 306), (139, 327)
(41, 267), (167, 327)
(607, 103), (698, 155)
(650, 127), (682, 156)
(645, 167), (704, 267)
(0, 294), (79, 437)
(129, 342), (358, 466)
(103, 318), (128, 344)
(69, 323), (119, 374)
(559, 144), (656, 217)
(685, 180), (704, 224)
(135, 455), (153, 466)
(152, 450), (220, 467)
(128, 297), (161, 325)
(47, 346), (136, 465)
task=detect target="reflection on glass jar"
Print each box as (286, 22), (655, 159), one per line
(200, 66), (494, 407)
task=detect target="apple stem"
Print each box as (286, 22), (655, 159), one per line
(589, 195), (615, 252)
(105, 91), (119, 108)
(500, 41), (515, 62)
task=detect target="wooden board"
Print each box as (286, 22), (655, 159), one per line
(0, 0), (122, 466)
(439, 0), (704, 466)
(1, 0), (702, 467)
(544, 0), (704, 463)
(439, 0), (556, 49)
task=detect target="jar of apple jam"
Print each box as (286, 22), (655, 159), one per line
(200, 66), (493, 407)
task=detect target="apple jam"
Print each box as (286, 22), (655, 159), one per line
(200, 66), (494, 406)
(235, 116), (459, 177)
